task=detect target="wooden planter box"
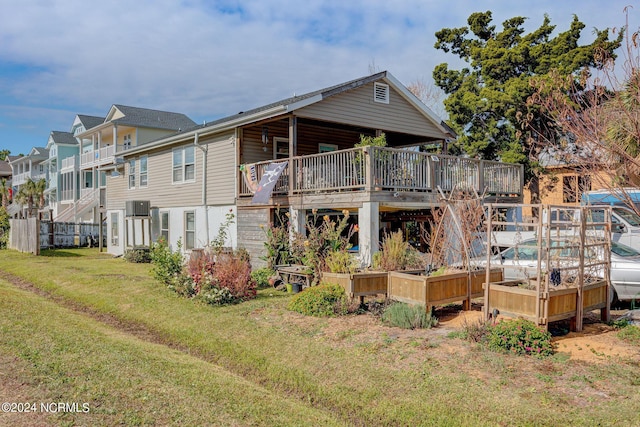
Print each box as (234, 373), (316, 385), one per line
(321, 271), (389, 300)
(388, 269), (502, 312)
(484, 280), (608, 329)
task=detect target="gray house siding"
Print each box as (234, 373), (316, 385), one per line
(296, 82), (443, 139)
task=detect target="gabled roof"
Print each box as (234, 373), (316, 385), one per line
(0, 160), (11, 177)
(198, 71), (448, 133)
(76, 114), (105, 130)
(123, 71), (452, 156)
(9, 147), (49, 164)
(28, 147), (49, 158)
(49, 131), (77, 146)
(106, 104), (196, 131)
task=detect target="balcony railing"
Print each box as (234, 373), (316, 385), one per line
(80, 145), (115, 168)
(239, 146), (523, 198)
(61, 155), (77, 171)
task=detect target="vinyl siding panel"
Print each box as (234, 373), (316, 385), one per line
(107, 131), (236, 210)
(204, 131), (236, 204)
(105, 172), (128, 210)
(296, 82), (446, 139)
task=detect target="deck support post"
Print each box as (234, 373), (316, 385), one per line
(358, 202), (379, 268)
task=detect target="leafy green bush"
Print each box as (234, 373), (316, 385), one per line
(0, 207), (8, 249)
(123, 248), (151, 263)
(167, 273), (197, 298)
(287, 283), (346, 317)
(381, 302), (437, 329)
(486, 319), (554, 358)
(251, 267), (276, 288)
(150, 238), (184, 285)
(196, 286), (235, 306)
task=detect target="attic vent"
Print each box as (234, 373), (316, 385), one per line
(374, 82), (389, 104)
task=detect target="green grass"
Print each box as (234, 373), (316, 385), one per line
(1, 248), (639, 426)
(0, 278), (341, 426)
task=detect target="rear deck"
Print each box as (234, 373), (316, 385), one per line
(238, 146), (523, 209)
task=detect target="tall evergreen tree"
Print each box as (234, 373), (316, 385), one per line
(433, 11), (622, 202)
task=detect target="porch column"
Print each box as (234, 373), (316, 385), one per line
(289, 207), (306, 237)
(358, 202), (379, 267)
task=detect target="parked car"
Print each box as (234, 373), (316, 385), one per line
(485, 239), (640, 304)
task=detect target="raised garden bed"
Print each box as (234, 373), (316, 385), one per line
(387, 269), (503, 312)
(321, 270), (424, 302)
(484, 279), (608, 330)
(321, 271), (389, 302)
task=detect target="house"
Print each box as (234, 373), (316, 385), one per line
(41, 130), (80, 219)
(61, 105), (196, 224)
(0, 157), (11, 181)
(8, 148), (50, 217)
(522, 146), (620, 220)
(105, 71), (523, 266)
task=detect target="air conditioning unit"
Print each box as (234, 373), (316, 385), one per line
(125, 200), (150, 217)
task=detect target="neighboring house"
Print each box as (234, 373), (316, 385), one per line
(61, 105), (196, 224)
(0, 157), (11, 181)
(522, 146), (617, 220)
(8, 147), (49, 217)
(105, 71), (523, 266)
(42, 130), (80, 219)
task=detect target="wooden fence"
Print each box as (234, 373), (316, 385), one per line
(9, 218), (102, 254)
(9, 218), (40, 255)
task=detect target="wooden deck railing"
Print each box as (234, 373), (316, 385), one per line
(238, 146), (523, 197)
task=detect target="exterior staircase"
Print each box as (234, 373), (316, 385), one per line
(55, 189), (99, 223)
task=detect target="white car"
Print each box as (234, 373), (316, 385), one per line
(493, 239), (640, 304)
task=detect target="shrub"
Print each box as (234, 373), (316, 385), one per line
(373, 231), (423, 271)
(0, 207), (9, 249)
(167, 273), (197, 298)
(196, 285), (235, 306)
(251, 267), (276, 288)
(325, 250), (358, 273)
(451, 318), (492, 342)
(485, 318), (554, 358)
(123, 248), (151, 263)
(150, 238), (184, 285)
(213, 252), (257, 301)
(288, 283), (347, 317)
(381, 302), (438, 329)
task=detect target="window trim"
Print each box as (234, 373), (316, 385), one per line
(128, 159), (136, 189)
(139, 155), (148, 188)
(184, 211), (195, 250)
(110, 212), (119, 246)
(172, 146), (196, 184)
(160, 211), (169, 243)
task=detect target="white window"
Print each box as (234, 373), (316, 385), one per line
(185, 211), (195, 249)
(160, 211), (169, 242)
(374, 82), (389, 104)
(139, 156), (148, 187)
(173, 146), (195, 183)
(111, 213), (119, 246)
(123, 134), (132, 150)
(128, 159), (136, 189)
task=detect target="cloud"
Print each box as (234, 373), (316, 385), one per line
(0, 0), (637, 155)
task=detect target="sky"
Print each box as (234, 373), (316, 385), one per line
(0, 0), (637, 156)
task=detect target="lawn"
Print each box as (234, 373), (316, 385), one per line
(1, 248), (639, 426)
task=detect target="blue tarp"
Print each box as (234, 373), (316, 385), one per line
(581, 189), (640, 206)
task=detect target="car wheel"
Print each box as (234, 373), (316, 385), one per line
(610, 287), (619, 308)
